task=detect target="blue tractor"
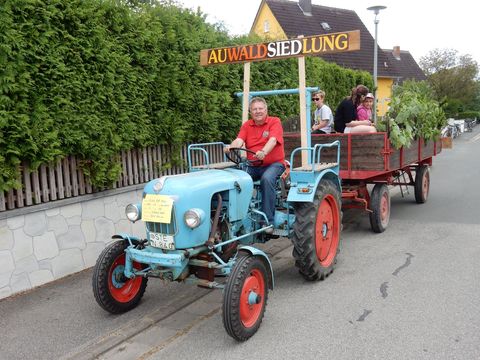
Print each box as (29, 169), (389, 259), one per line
(92, 90), (342, 341)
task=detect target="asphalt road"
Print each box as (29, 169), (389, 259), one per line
(1, 130), (479, 360)
(144, 130), (480, 360)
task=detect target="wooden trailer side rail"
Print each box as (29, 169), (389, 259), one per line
(284, 132), (442, 180)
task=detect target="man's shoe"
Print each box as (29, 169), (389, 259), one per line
(262, 225), (274, 234)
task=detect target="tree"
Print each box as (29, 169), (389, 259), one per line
(419, 48), (479, 117)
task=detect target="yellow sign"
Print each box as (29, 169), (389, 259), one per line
(200, 30), (360, 66)
(141, 194), (173, 223)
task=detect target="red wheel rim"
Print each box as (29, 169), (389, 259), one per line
(380, 192), (390, 225)
(315, 194), (340, 267)
(108, 253), (143, 303)
(422, 172), (429, 199)
(239, 269), (265, 328)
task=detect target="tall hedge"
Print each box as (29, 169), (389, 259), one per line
(0, 0), (372, 191)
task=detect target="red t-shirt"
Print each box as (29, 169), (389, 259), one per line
(238, 116), (285, 166)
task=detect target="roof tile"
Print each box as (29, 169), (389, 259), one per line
(263, 0), (425, 81)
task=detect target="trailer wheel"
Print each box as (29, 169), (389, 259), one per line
(223, 255), (268, 341)
(414, 165), (430, 204)
(369, 184), (390, 233)
(291, 179), (341, 281)
(92, 241), (148, 314)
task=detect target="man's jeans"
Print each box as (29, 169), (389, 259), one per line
(246, 162), (285, 224)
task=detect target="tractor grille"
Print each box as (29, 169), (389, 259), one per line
(146, 210), (177, 235)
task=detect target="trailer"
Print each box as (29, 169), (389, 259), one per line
(284, 132), (442, 232)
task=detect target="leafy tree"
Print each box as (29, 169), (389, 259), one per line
(420, 48), (479, 117)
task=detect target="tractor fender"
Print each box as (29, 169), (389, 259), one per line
(319, 170), (341, 192)
(238, 246), (274, 289)
(287, 169), (341, 203)
(112, 233), (143, 246)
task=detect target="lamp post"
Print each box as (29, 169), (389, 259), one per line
(367, 5), (386, 124)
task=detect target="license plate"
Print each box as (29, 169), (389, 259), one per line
(149, 232), (175, 250)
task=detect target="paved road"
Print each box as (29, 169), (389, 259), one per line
(2, 130), (479, 360)
(143, 131), (480, 360)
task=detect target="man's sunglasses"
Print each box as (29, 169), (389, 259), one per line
(312, 98), (321, 101)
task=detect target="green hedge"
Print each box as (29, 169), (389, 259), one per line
(457, 111), (479, 119)
(0, 0), (372, 191)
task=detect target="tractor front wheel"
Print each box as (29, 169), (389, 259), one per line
(92, 241), (148, 314)
(291, 179), (341, 281)
(222, 255), (269, 341)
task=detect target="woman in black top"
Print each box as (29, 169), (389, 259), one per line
(334, 85), (376, 133)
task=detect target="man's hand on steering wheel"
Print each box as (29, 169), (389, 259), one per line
(224, 147), (263, 167)
(255, 150), (267, 161)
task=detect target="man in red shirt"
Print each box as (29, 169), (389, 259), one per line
(225, 97), (285, 230)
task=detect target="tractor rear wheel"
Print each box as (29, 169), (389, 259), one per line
(291, 179), (341, 281)
(222, 255), (269, 341)
(92, 241), (148, 314)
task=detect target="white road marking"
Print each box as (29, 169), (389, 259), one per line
(469, 133), (480, 142)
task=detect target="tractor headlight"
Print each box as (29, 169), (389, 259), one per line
(184, 209), (204, 229)
(126, 203), (141, 222)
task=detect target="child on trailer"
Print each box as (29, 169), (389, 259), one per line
(334, 85), (376, 134)
(357, 92), (374, 123)
(344, 92), (376, 133)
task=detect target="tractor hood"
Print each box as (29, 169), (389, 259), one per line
(142, 169), (253, 249)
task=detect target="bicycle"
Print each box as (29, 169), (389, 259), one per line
(464, 119), (476, 132)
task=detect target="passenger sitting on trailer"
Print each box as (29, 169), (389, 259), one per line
(224, 97), (285, 233)
(334, 85), (376, 134)
(357, 93), (374, 121)
(311, 90), (334, 134)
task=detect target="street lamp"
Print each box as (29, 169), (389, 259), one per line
(367, 5), (386, 124)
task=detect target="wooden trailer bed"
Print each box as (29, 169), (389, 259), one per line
(284, 131), (442, 233)
(284, 132), (442, 181)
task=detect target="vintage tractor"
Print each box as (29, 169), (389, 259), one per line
(92, 141), (341, 341)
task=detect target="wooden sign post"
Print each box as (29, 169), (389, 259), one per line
(242, 63), (250, 124)
(297, 36), (308, 167)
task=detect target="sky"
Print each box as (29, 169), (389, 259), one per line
(178, 0), (480, 65)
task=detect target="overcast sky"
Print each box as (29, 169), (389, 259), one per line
(179, 0), (480, 66)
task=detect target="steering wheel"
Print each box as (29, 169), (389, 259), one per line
(225, 147), (263, 167)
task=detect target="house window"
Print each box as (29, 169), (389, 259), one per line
(264, 20), (270, 33)
(321, 22), (331, 30)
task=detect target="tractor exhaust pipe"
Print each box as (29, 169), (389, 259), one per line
(206, 193), (222, 248)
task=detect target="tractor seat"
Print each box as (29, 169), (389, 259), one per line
(293, 162), (337, 171)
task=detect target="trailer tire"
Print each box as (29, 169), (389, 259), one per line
(92, 241), (148, 314)
(291, 179), (341, 281)
(414, 165), (430, 204)
(369, 184), (390, 233)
